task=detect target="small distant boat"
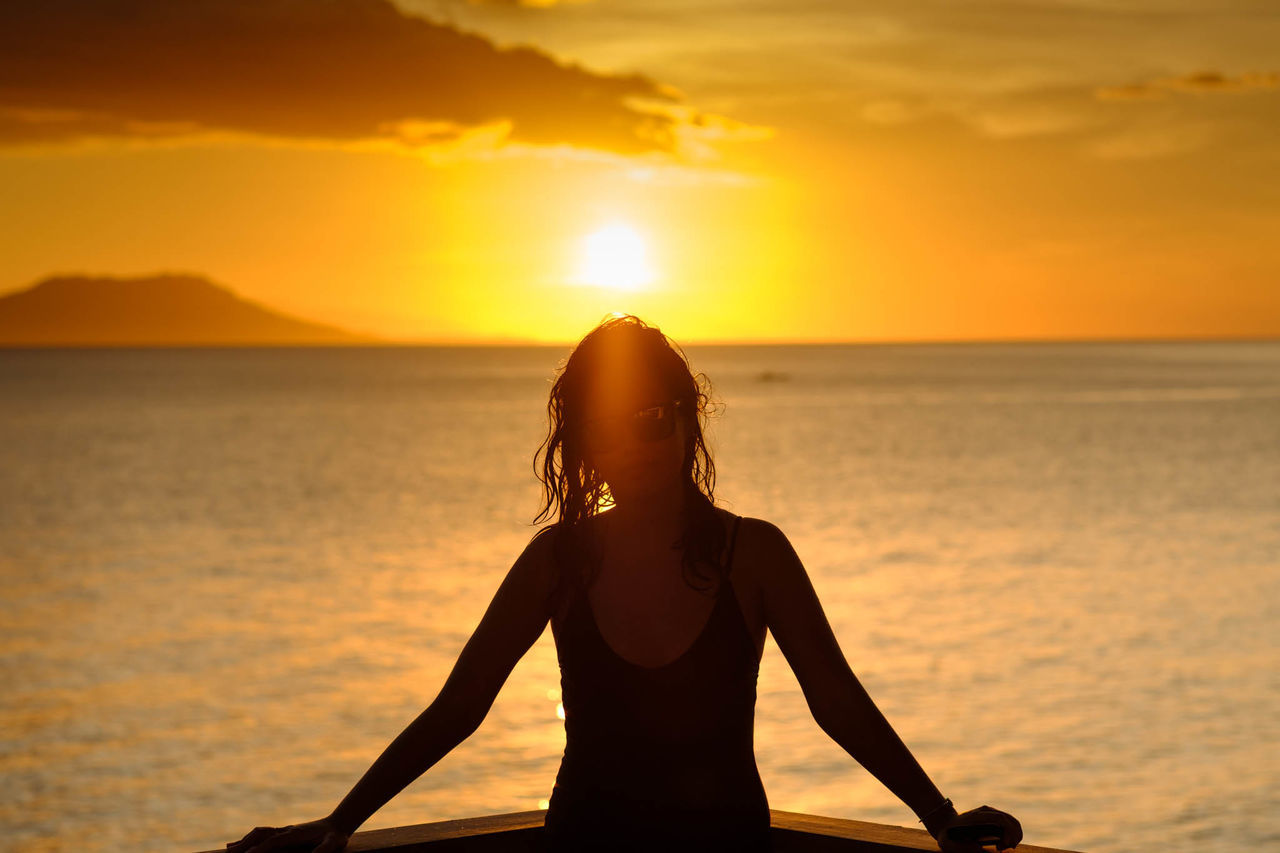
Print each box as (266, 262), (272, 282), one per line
(755, 370), (790, 383)
(198, 810), (1082, 852)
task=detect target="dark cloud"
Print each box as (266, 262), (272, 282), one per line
(1097, 70), (1279, 100)
(0, 0), (689, 154)
(461, 0), (578, 7)
(1168, 70), (1279, 92)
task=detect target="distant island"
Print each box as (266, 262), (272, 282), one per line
(0, 274), (372, 347)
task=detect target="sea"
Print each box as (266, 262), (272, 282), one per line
(1, 342), (1277, 853)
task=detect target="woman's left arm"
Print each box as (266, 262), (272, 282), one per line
(747, 518), (1017, 850)
(746, 520), (952, 828)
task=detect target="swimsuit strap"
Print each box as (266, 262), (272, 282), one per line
(723, 514), (743, 577)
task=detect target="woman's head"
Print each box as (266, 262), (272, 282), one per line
(535, 315), (716, 527)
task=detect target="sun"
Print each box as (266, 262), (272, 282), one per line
(575, 223), (656, 291)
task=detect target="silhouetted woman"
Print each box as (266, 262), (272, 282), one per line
(227, 316), (1021, 853)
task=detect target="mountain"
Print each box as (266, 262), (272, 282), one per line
(0, 274), (371, 346)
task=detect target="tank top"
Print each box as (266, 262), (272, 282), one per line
(543, 516), (771, 851)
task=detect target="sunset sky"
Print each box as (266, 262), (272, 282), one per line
(1, 0), (1277, 343)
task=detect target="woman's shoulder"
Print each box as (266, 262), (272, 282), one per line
(721, 515), (819, 634)
(718, 510), (792, 550)
(523, 517), (602, 582)
(516, 523), (563, 581)
(719, 511), (799, 580)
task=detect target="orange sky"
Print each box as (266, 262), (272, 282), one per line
(1, 0), (1278, 343)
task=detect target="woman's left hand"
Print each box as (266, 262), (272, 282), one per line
(934, 805), (1023, 852)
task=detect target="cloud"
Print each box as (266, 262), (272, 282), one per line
(964, 103), (1095, 139)
(460, 0), (586, 7)
(0, 0), (696, 155)
(1096, 70), (1280, 101)
(1086, 121), (1215, 161)
(1166, 70), (1280, 92)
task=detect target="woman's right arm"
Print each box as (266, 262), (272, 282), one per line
(226, 531), (558, 853)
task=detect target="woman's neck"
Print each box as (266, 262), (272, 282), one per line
(605, 488), (687, 543)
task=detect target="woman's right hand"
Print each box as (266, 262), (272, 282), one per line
(224, 816), (349, 853)
(934, 805), (1022, 852)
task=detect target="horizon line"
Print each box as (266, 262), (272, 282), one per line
(4, 332), (1278, 350)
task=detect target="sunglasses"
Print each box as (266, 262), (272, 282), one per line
(580, 400), (684, 453)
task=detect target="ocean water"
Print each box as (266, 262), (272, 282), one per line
(1, 342), (1277, 853)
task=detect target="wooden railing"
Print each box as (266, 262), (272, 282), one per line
(201, 810), (1083, 852)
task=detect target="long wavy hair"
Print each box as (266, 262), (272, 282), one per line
(534, 315), (725, 598)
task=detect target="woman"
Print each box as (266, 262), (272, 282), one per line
(227, 316), (1021, 853)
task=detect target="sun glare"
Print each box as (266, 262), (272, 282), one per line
(575, 223), (656, 291)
